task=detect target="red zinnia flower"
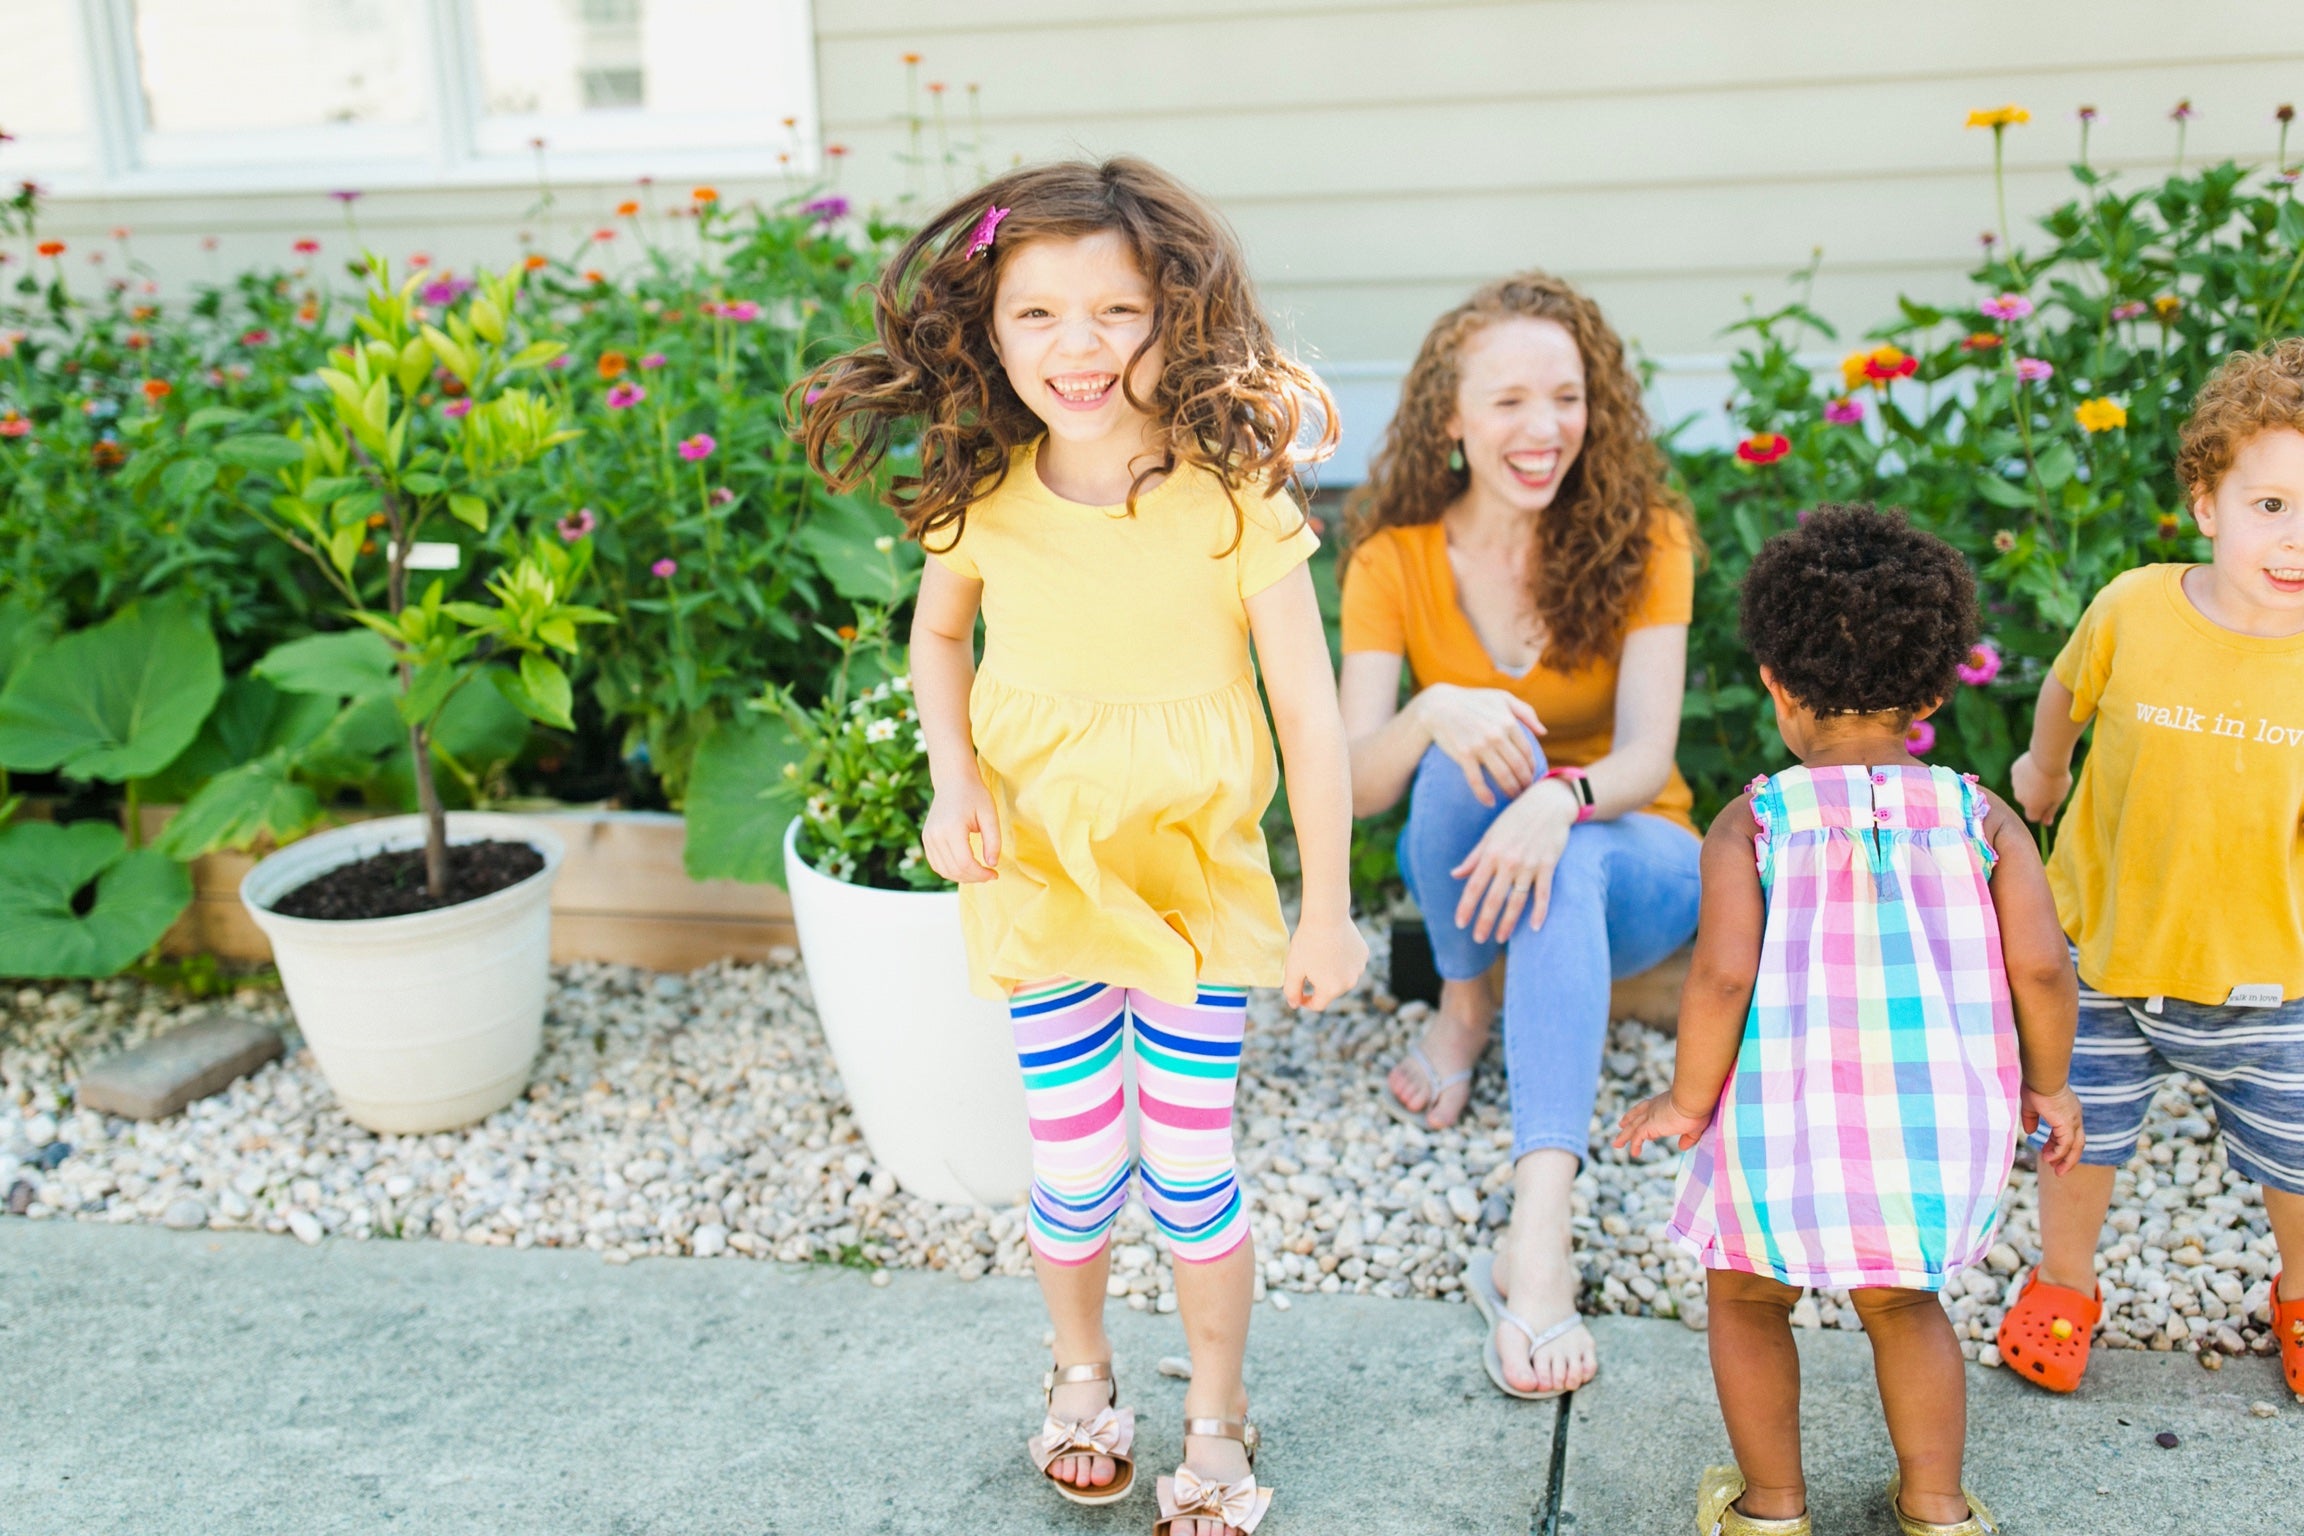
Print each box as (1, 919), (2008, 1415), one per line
(35, 240), (64, 258)
(293, 238), (320, 255)
(141, 378), (172, 402)
(1735, 432), (1792, 466)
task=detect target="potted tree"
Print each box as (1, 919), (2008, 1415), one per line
(690, 606), (1031, 1206)
(225, 261), (610, 1133)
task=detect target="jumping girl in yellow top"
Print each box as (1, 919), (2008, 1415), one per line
(802, 158), (1366, 1536)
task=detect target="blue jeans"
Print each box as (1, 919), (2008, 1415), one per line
(1397, 727), (1702, 1162)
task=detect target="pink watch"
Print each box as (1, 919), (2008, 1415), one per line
(1543, 766), (1597, 822)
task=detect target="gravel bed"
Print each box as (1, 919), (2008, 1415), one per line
(0, 949), (2286, 1371)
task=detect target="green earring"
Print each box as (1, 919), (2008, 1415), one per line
(1447, 442), (1465, 472)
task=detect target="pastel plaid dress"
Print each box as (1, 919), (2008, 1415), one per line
(1666, 764), (2022, 1291)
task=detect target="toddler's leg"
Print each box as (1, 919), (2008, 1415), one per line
(1849, 1286), (1969, 1526)
(1011, 979), (1132, 1490)
(2267, 1188), (2304, 1302)
(1706, 1269), (1807, 1522)
(1131, 986), (1258, 1526)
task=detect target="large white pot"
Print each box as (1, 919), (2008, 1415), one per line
(784, 821), (1032, 1207)
(241, 812), (564, 1135)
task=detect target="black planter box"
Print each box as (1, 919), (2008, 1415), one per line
(1387, 914), (1443, 1006)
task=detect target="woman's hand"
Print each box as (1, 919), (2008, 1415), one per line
(1282, 910), (1369, 1012)
(1451, 778), (1576, 941)
(1614, 1090), (1713, 1158)
(2009, 750), (2073, 825)
(921, 771), (1001, 883)
(2023, 1081), (2086, 1175)
(1417, 683), (1546, 806)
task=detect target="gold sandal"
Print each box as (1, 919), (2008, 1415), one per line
(1696, 1465), (1811, 1535)
(1155, 1416), (1271, 1535)
(1028, 1361), (1136, 1506)
(1886, 1472), (2001, 1535)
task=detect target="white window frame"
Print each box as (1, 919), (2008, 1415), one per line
(31, 0), (820, 197)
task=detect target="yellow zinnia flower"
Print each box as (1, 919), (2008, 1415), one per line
(2074, 397), (2128, 433)
(1965, 105), (2032, 130)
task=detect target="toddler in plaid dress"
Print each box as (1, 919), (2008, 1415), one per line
(1618, 508), (2083, 1536)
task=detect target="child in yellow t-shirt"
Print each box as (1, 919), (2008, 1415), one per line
(1996, 338), (2304, 1401)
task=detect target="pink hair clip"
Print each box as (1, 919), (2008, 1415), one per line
(965, 204), (1009, 260)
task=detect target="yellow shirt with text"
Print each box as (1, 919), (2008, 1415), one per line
(2047, 564), (2304, 1003)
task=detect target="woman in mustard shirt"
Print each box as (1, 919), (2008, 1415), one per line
(1339, 272), (1702, 1399)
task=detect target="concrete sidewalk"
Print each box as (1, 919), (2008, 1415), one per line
(1, 1221), (2295, 1535)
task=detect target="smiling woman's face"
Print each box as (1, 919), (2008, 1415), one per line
(989, 229), (1163, 451)
(1446, 316), (1589, 515)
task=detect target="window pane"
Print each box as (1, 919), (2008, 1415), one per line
(0, 0), (93, 170)
(131, 0), (425, 135)
(472, 0), (801, 135)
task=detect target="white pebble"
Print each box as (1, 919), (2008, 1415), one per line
(1157, 1356), (1194, 1380)
(286, 1210), (322, 1246)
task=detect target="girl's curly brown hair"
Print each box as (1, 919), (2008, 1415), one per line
(796, 157), (1337, 553)
(1341, 271), (1691, 670)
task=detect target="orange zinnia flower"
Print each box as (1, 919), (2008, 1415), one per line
(141, 378), (172, 401)
(1960, 332), (2002, 352)
(36, 240), (64, 257)
(616, 200), (640, 217)
(836, 624), (858, 640)
(523, 253), (549, 271)
(583, 269), (605, 285)
(692, 186), (719, 204)
(597, 350), (629, 380)
(296, 301), (318, 323)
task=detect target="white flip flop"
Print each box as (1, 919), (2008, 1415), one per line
(1467, 1250), (1588, 1401)
(1381, 1042), (1472, 1128)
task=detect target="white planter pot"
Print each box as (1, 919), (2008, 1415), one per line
(241, 812), (564, 1135)
(784, 821), (1032, 1207)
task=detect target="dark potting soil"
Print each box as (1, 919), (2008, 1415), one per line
(270, 840), (545, 921)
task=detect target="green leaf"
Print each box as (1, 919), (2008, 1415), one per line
(795, 494), (917, 603)
(140, 673), (337, 803)
(400, 470), (446, 496)
(682, 717), (807, 885)
(153, 755), (323, 859)
(184, 406), (251, 433)
(396, 660), (458, 727)
(1976, 474), (2037, 510)
(0, 597), (223, 781)
(328, 522), (364, 581)
(0, 598), (59, 692)
(2036, 439), (2079, 491)
(508, 340), (566, 370)
(433, 669), (533, 767)
(160, 455), (220, 504)
(213, 434), (308, 472)
(305, 474), (366, 503)
(0, 821), (191, 978)
(493, 652), (574, 730)
(447, 492), (489, 531)
(254, 630), (398, 700)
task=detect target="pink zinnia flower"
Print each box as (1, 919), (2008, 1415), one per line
(293, 238), (320, 255)
(1905, 719), (1936, 755)
(605, 382), (645, 409)
(546, 353), (574, 370)
(803, 387), (823, 404)
(557, 507), (598, 542)
(709, 486), (735, 505)
(443, 398), (472, 419)
(2014, 357), (2054, 384)
(719, 300), (761, 322)
(240, 328), (270, 346)
(639, 351), (667, 369)
(677, 433), (715, 461)
(1955, 641), (2002, 687)
(1824, 397), (1865, 424)
(2109, 301), (2149, 321)
(1978, 293), (2034, 322)
(651, 557), (677, 578)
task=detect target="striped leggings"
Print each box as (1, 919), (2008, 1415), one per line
(1009, 979), (1251, 1266)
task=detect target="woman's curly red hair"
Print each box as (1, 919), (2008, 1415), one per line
(1342, 271), (1690, 670)
(796, 157), (1336, 553)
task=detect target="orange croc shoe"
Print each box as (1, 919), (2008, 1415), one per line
(2273, 1273), (2304, 1401)
(1996, 1272), (2102, 1393)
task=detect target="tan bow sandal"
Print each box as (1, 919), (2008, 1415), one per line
(1696, 1465), (1810, 1535)
(1028, 1361), (1136, 1506)
(1886, 1472), (2001, 1535)
(1154, 1416), (1272, 1535)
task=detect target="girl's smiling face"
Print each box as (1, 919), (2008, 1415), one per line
(2191, 427), (2304, 634)
(1446, 316), (1589, 516)
(990, 230), (1164, 452)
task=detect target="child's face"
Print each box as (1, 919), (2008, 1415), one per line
(989, 230), (1163, 453)
(1444, 317), (1588, 515)
(2192, 427), (2304, 624)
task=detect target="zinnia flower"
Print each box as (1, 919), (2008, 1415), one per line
(1735, 432), (1792, 466)
(719, 300), (761, 322)
(1961, 332), (2003, 352)
(0, 412), (29, 438)
(140, 378), (171, 402)
(2109, 301), (2148, 322)
(443, 398), (472, 419)
(2014, 357), (2054, 383)
(35, 240), (64, 258)
(802, 195), (850, 225)
(616, 200), (640, 217)
(2170, 99), (2197, 123)
(557, 508), (598, 542)
(604, 382), (645, 409)
(677, 433), (716, 461)
(592, 227), (615, 243)
(1965, 105), (2031, 130)
(1978, 293), (2034, 321)
(709, 486), (735, 505)
(639, 352), (667, 370)
(598, 350), (629, 379)
(2157, 513), (2183, 540)
(1844, 345), (1917, 390)
(293, 238), (320, 255)
(1955, 642), (2002, 687)
(1824, 398), (1864, 424)
(1905, 720), (1936, 755)
(651, 557), (677, 578)
(523, 253), (549, 271)
(692, 186), (719, 204)
(2074, 397), (2127, 432)
(1992, 529), (2018, 552)
(2153, 294), (2183, 321)
(240, 327), (270, 346)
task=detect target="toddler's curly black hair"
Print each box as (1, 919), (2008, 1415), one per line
(1737, 504), (1981, 718)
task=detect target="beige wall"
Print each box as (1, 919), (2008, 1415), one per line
(24, 0), (2304, 474)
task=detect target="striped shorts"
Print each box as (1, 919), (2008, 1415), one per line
(2071, 955), (2304, 1193)
(1009, 979), (1251, 1266)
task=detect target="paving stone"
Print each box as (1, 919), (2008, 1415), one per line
(73, 1012), (283, 1121)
